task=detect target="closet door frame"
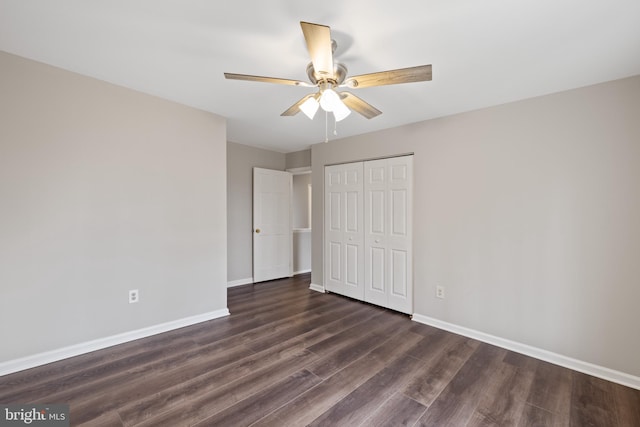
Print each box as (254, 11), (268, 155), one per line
(324, 155), (413, 314)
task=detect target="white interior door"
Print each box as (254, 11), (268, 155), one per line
(253, 168), (292, 283)
(364, 156), (413, 314)
(324, 162), (364, 300)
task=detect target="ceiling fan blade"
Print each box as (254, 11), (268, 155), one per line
(224, 73), (312, 87)
(344, 65), (432, 88)
(300, 21), (334, 79)
(281, 93), (318, 116)
(340, 92), (382, 119)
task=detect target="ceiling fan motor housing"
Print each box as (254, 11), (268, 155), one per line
(307, 62), (348, 86)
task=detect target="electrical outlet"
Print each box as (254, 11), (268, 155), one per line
(436, 286), (445, 299)
(129, 289), (139, 304)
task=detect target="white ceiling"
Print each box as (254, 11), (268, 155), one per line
(1, 1), (639, 153)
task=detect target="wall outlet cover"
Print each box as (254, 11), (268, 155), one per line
(129, 289), (139, 304)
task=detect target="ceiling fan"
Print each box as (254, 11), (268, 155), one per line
(224, 21), (432, 122)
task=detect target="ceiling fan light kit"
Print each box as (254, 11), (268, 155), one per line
(299, 95), (320, 119)
(332, 97), (351, 122)
(224, 21), (432, 133)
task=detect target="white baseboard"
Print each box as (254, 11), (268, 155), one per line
(412, 314), (640, 391)
(293, 269), (311, 275)
(0, 308), (230, 377)
(227, 277), (253, 287)
(309, 282), (325, 293)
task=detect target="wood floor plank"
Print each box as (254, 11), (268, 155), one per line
(307, 332), (388, 379)
(360, 392), (427, 427)
(525, 360), (572, 422)
(125, 349), (318, 426)
(251, 330), (425, 427)
(414, 343), (507, 426)
(226, 286), (324, 319)
(0, 333), (198, 396)
(0, 345), (176, 404)
(76, 410), (123, 427)
(293, 301), (381, 343)
(195, 293), (335, 347)
(406, 327), (461, 362)
(116, 335), (320, 424)
(196, 293), (348, 350)
(306, 312), (409, 379)
(305, 309), (386, 357)
(408, 321), (445, 337)
(246, 301), (373, 353)
(307, 353), (426, 426)
(67, 342), (258, 424)
(226, 279), (312, 310)
(570, 371), (619, 427)
(518, 403), (557, 427)
(465, 357), (536, 427)
(613, 383), (640, 427)
(401, 335), (479, 407)
(238, 305), (372, 356)
(193, 369), (321, 427)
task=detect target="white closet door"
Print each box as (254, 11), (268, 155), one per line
(324, 162), (364, 300)
(364, 156), (413, 314)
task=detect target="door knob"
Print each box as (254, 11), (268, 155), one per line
(255, 228), (261, 233)
(375, 239), (380, 243)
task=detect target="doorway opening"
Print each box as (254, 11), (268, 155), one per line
(289, 167), (312, 275)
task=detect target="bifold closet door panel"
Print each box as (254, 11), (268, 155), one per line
(324, 162), (364, 300)
(384, 156), (413, 313)
(363, 159), (388, 308)
(364, 156), (413, 314)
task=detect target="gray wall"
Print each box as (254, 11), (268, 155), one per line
(292, 173), (312, 229)
(227, 142), (285, 283)
(311, 75), (640, 377)
(0, 51), (228, 362)
(286, 149), (311, 169)
(293, 230), (311, 273)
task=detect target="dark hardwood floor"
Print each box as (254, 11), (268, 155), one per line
(1, 273), (639, 426)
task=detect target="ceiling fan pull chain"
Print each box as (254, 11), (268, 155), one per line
(333, 116), (338, 136)
(325, 110), (329, 143)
